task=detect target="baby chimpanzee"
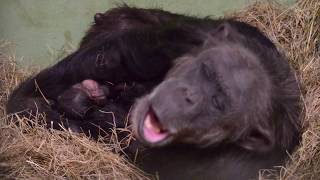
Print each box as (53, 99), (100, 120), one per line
(56, 79), (110, 119)
(55, 79), (150, 137)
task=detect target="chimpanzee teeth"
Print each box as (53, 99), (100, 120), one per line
(145, 114), (161, 133)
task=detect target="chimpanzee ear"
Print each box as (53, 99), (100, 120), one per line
(237, 125), (275, 152)
(214, 23), (234, 38)
(204, 23), (235, 47)
(94, 13), (104, 25)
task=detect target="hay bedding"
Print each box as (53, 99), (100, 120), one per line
(0, 0), (319, 179)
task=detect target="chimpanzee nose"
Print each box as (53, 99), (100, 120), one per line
(178, 86), (197, 106)
(149, 78), (201, 118)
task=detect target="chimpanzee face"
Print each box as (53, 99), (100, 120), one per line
(130, 43), (273, 149)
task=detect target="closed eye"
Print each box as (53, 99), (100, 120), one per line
(200, 62), (214, 80)
(212, 95), (225, 111)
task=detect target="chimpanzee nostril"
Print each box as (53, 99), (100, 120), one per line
(179, 87), (197, 106)
(185, 97), (195, 105)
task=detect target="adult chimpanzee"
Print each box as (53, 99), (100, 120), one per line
(6, 6), (301, 180)
(129, 26), (301, 180)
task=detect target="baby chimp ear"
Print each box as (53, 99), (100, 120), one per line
(215, 23), (233, 38)
(204, 22), (240, 47)
(237, 125), (275, 153)
(94, 13), (105, 25)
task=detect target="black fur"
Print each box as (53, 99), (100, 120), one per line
(6, 7), (301, 180)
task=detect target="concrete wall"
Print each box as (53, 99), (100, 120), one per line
(0, 0), (295, 67)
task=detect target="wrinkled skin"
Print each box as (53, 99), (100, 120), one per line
(6, 6), (301, 180)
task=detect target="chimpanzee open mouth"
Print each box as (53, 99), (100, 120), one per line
(139, 107), (173, 146)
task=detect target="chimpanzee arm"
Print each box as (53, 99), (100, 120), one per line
(6, 18), (203, 128)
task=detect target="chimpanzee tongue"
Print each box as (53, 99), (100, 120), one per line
(143, 110), (169, 143)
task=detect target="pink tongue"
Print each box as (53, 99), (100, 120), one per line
(143, 113), (168, 143)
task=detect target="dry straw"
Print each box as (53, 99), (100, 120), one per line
(232, 0), (320, 179)
(0, 0), (319, 179)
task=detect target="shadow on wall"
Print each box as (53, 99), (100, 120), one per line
(0, 0), (295, 67)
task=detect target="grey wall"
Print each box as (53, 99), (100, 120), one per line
(0, 0), (295, 67)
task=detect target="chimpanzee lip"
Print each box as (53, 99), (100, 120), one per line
(139, 107), (172, 145)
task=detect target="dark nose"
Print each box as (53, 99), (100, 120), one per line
(150, 79), (201, 117)
(175, 86), (197, 106)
